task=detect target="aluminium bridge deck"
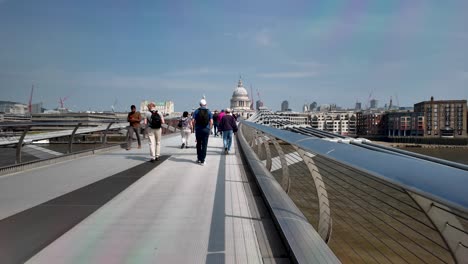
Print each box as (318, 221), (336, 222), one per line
(0, 133), (287, 264)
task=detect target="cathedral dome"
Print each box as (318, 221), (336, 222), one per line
(232, 79), (248, 97)
(233, 87), (248, 97)
(230, 78), (252, 111)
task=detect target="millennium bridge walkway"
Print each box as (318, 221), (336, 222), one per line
(0, 120), (467, 264)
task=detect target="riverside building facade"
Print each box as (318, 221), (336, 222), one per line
(310, 111), (357, 136)
(414, 97), (467, 138)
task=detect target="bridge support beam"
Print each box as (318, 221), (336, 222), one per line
(408, 192), (468, 263)
(16, 126), (30, 164)
(102, 122), (114, 145)
(68, 123), (82, 154)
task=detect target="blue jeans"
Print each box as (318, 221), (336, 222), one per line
(195, 127), (210, 162)
(222, 130), (233, 151)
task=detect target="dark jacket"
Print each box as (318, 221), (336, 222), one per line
(219, 114), (238, 132)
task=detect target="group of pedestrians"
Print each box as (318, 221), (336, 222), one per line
(125, 98), (237, 165)
(126, 102), (165, 162)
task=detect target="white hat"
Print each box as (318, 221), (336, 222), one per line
(200, 99), (207, 106)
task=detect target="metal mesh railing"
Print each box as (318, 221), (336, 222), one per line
(240, 122), (468, 264)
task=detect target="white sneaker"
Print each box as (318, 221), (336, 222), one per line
(200, 161), (206, 166)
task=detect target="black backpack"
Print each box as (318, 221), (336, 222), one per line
(149, 111), (162, 128)
(196, 108), (209, 127)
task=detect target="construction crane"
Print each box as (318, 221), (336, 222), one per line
(111, 99), (118, 112)
(58, 96), (68, 109)
(394, 93), (400, 108)
(28, 85), (34, 113)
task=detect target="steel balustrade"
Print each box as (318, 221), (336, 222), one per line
(240, 120), (468, 264)
(237, 122), (341, 263)
(1, 121), (182, 176)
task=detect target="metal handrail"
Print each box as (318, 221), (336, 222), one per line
(241, 120), (468, 264)
(0, 123), (129, 147)
(243, 121), (468, 213)
(237, 123), (341, 263)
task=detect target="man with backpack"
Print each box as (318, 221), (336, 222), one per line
(145, 102), (165, 162)
(192, 98), (213, 166)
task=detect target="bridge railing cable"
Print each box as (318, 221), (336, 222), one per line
(239, 121), (468, 264)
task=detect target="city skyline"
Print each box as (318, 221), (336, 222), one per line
(1, 0), (468, 112)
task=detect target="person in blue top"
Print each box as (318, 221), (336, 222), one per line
(192, 98), (213, 166)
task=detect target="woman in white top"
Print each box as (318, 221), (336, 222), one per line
(179, 111), (193, 148)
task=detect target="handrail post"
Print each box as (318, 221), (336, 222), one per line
(68, 123), (82, 154)
(102, 122), (114, 145)
(294, 146), (332, 243)
(263, 136), (272, 171)
(271, 137), (290, 193)
(16, 126), (30, 164)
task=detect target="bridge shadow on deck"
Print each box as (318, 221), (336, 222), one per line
(205, 153), (226, 264)
(0, 156), (168, 264)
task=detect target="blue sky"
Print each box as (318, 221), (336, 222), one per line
(1, 0), (467, 112)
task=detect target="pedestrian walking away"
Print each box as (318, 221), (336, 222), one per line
(146, 102), (165, 162)
(193, 98), (213, 165)
(218, 109), (225, 137)
(218, 108), (238, 155)
(179, 111), (193, 149)
(126, 105), (142, 150)
(212, 110), (219, 137)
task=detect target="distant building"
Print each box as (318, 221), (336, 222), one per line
(275, 111), (309, 126)
(229, 78), (255, 118)
(0, 101), (28, 115)
(31, 112), (120, 129)
(230, 78), (252, 111)
(310, 111), (357, 136)
(309, 102), (317, 111)
(281, 100), (289, 112)
(355, 102), (362, 111)
(255, 100), (264, 110)
(356, 112), (385, 137)
(317, 104), (330, 112)
(414, 97), (467, 138)
(140, 100), (174, 115)
(370, 99), (378, 109)
(302, 104), (309, 112)
(385, 111), (424, 137)
(31, 102), (43, 113)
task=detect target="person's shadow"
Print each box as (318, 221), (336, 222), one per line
(168, 156), (195, 163)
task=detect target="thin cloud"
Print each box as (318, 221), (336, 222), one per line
(164, 67), (230, 77)
(459, 71), (468, 80)
(287, 60), (323, 68)
(254, 29), (274, 47)
(257, 71), (318, 78)
(224, 29), (274, 47)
